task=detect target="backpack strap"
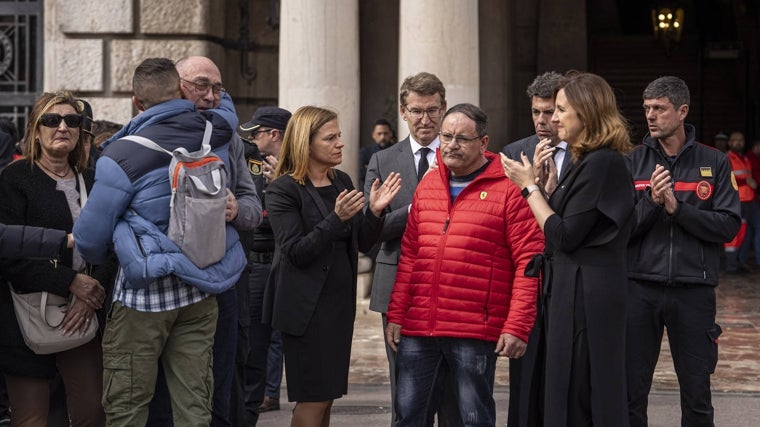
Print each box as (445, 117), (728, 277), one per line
(120, 120), (213, 159)
(120, 135), (171, 155)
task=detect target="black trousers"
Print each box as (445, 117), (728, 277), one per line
(626, 281), (721, 427)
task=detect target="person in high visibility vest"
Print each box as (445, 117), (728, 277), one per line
(743, 138), (760, 267)
(725, 131), (757, 274)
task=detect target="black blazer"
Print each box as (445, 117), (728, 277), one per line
(263, 169), (384, 335)
(502, 134), (539, 163)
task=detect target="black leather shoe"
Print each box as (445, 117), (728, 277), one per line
(259, 396), (280, 412)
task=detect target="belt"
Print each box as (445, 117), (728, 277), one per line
(638, 279), (694, 288)
(249, 251), (274, 264)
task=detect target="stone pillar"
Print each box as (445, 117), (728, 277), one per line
(278, 0), (361, 182)
(398, 0), (479, 125)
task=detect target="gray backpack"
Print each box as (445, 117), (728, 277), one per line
(122, 120), (228, 268)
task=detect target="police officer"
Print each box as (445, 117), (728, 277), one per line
(625, 76), (741, 427)
(237, 107), (291, 425)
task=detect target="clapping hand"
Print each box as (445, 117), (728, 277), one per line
(500, 152), (536, 189)
(532, 139), (558, 195)
(369, 172), (402, 217)
(335, 189), (366, 222)
(263, 155), (278, 184)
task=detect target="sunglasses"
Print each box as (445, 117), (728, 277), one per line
(39, 113), (83, 128)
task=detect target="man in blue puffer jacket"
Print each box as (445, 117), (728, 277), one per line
(74, 58), (248, 427)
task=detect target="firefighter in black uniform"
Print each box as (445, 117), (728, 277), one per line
(625, 76), (741, 427)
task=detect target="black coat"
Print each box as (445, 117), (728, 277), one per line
(0, 160), (117, 378)
(0, 223), (67, 259)
(263, 170), (383, 336)
(525, 148), (634, 426)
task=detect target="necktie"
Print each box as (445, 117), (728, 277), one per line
(417, 147), (430, 181)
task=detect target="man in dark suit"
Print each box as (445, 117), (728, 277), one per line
(502, 71), (569, 196)
(501, 71), (565, 427)
(359, 118), (394, 191)
(363, 72), (459, 424)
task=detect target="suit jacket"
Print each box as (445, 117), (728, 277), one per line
(503, 135), (573, 183)
(363, 136), (422, 313)
(263, 170), (384, 335)
(502, 134), (539, 164)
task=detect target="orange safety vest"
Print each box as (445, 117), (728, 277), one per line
(728, 151), (755, 202)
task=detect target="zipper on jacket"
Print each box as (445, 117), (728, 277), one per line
(442, 217), (450, 234)
(484, 265), (494, 322)
(664, 160), (676, 283)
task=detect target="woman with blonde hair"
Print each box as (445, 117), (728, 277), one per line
(0, 91), (116, 426)
(502, 72), (635, 426)
(264, 106), (400, 426)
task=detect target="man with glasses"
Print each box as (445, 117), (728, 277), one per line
(75, 57), (252, 427)
(169, 55), (262, 427)
(364, 72), (464, 425)
(385, 103), (544, 426)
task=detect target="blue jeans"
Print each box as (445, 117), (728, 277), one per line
(394, 336), (497, 427)
(265, 330), (283, 398)
(211, 287), (238, 427)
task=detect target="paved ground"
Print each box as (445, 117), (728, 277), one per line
(257, 266), (760, 426)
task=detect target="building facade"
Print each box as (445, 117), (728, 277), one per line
(1, 0), (757, 182)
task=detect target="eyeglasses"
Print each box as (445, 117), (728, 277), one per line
(404, 106), (442, 120)
(181, 78), (225, 95)
(39, 113), (83, 128)
(438, 132), (483, 145)
(252, 128), (274, 137)
(439, 132), (482, 145)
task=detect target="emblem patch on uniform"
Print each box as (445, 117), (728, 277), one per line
(480, 191), (487, 200)
(696, 180), (713, 200)
(730, 172), (739, 191)
(248, 159), (263, 176)
(700, 167), (713, 177)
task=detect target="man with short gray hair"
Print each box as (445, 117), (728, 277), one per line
(625, 75), (741, 427)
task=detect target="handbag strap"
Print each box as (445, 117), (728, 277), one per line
(8, 284), (65, 329)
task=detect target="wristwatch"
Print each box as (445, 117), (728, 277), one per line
(521, 184), (540, 199)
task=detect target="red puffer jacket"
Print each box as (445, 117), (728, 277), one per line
(386, 151), (544, 343)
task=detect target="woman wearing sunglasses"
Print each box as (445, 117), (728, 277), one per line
(0, 91), (116, 426)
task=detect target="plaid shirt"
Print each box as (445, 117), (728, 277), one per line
(112, 268), (208, 312)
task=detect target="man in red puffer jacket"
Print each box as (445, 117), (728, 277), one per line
(385, 103), (544, 426)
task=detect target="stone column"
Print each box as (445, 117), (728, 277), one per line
(398, 0), (479, 124)
(278, 0), (360, 182)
